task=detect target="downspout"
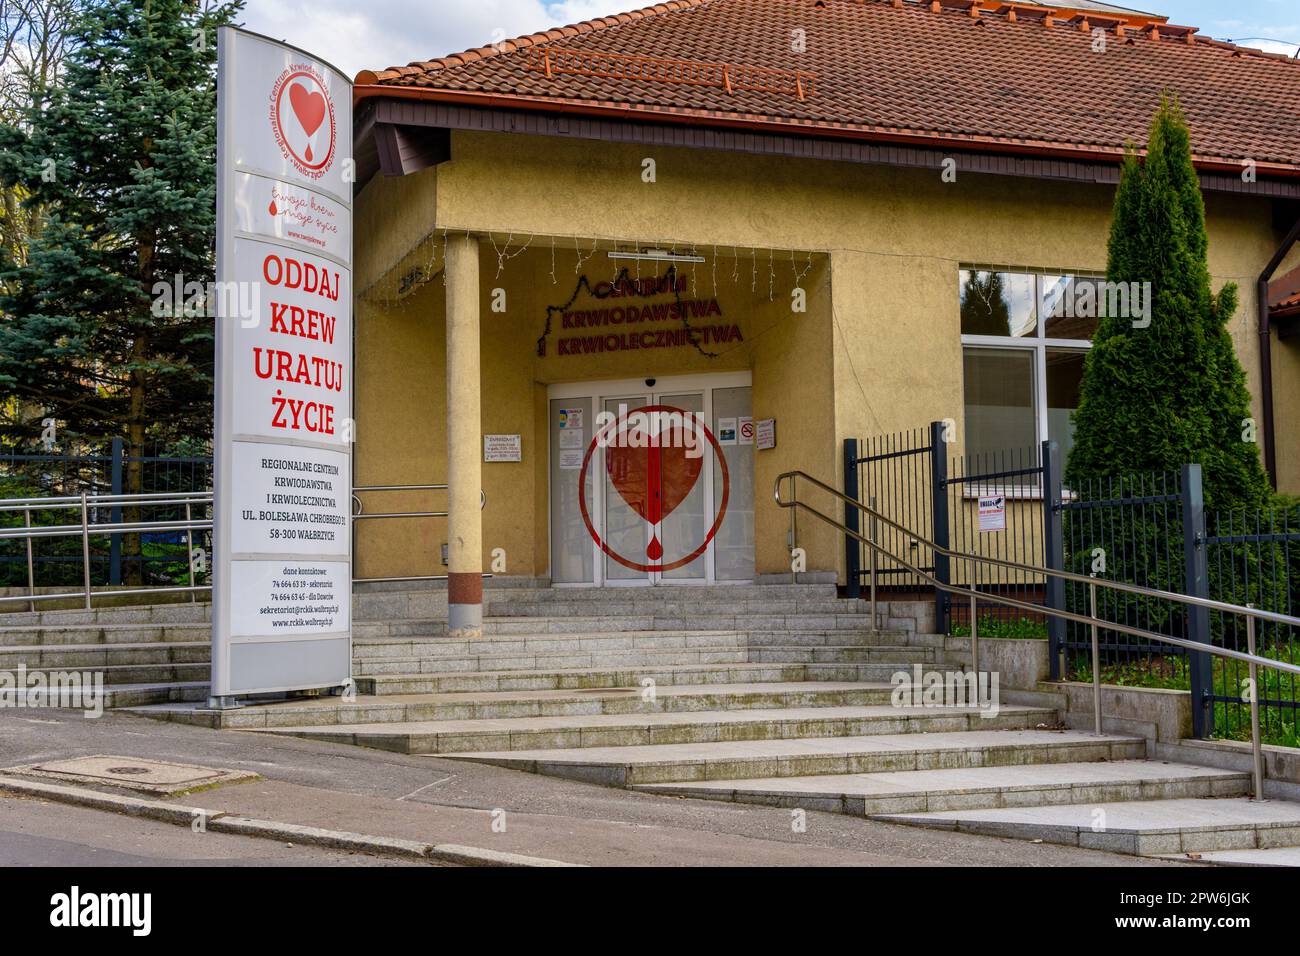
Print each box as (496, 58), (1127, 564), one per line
(1257, 216), (1300, 489)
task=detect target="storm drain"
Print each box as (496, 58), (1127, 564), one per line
(5, 755), (259, 795)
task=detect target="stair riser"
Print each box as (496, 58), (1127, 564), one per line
(351, 633), (749, 658)
(353, 648), (929, 676)
(908, 818), (1300, 857)
(279, 709), (1056, 754)
(359, 663), (913, 695)
(351, 641), (927, 664)
(209, 687), (904, 728)
(0, 606), (210, 628)
(641, 775), (1254, 816)
(0, 627), (206, 647)
(484, 601), (853, 617)
(0, 645), (210, 668)
(17, 663), (210, 684)
(353, 616), (889, 638)
(463, 739), (1150, 787)
(355, 648), (753, 675)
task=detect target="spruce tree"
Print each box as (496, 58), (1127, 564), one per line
(0, 0), (242, 466)
(1066, 96), (1270, 512)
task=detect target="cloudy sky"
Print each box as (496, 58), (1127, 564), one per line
(239, 0), (1300, 78)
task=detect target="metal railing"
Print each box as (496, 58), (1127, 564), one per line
(0, 483), (490, 608)
(776, 469), (1300, 800)
(0, 491), (213, 611)
(350, 483), (486, 585)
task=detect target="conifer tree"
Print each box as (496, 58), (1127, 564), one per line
(1066, 97), (1270, 511)
(0, 0), (242, 468)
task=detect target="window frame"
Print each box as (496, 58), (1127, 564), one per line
(959, 268), (1099, 495)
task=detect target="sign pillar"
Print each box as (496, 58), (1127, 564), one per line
(211, 28), (354, 705)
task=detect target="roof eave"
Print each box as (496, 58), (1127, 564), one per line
(351, 84), (1300, 179)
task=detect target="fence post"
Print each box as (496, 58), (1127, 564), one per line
(843, 439), (861, 599)
(1042, 440), (1066, 681)
(929, 421), (950, 634)
(110, 437), (123, 586)
(1182, 463), (1213, 738)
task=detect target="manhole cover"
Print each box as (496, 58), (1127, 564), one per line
(7, 755), (259, 795)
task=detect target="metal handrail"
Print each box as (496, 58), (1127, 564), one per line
(350, 483), (488, 584)
(776, 469), (1300, 800)
(1, 483), (491, 608)
(0, 490), (214, 611)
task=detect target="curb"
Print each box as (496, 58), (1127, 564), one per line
(0, 775), (582, 867)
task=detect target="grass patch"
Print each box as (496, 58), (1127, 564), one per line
(1068, 643), (1300, 749)
(950, 616), (1047, 640)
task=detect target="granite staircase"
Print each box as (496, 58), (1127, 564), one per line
(9, 582), (1300, 863)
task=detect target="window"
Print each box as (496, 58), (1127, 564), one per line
(960, 269), (1095, 466)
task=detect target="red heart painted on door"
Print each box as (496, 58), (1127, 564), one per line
(288, 82), (326, 138)
(605, 412), (702, 560)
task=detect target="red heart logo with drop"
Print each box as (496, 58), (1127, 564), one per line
(605, 411), (702, 560)
(288, 82), (326, 138)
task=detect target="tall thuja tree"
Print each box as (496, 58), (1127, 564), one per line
(1064, 97), (1273, 662)
(0, 0), (241, 463)
(1067, 96), (1269, 510)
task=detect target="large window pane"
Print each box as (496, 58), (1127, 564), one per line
(1046, 349), (1086, 469)
(963, 348), (1037, 458)
(1041, 274), (1100, 340)
(960, 270), (1036, 337)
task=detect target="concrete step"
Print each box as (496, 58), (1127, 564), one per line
(353, 614), (894, 639)
(351, 630), (751, 658)
(1169, 847), (1300, 866)
(351, 628), (922, 653)
(635, 760), (1252, 814)
(0, 641), (209, 668)
(122, 681), (905, 729)
(17, 680), (210, 709)
(15, 661), (210, 684)
(439, 728), (1148, 786)
(352, 583), (842, 620)
(872, 797), (1300, 858)
(484, 584), (841, 604)
(484, 600), (855, 617)
(356, 662), (909, 696)
(0, 622), (208, 647)
(0, 602), (211, 627)
(353, 644), (934, 676)
(101, 681), (211, 707)
(250, 704), (1058, 755)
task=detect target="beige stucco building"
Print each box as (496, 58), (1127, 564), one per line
(347, 0), (1300, 631)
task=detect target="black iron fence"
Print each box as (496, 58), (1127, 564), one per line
(0, 440), (213, 588)
(844, 422), (1055, 636)
(844, 422), (1300, 744)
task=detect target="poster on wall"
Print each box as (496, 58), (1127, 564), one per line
(211, 27), (353, 702)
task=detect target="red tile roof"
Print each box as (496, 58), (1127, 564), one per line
(354, 0), (1300, 175)
(1270, 266), (1300, 318)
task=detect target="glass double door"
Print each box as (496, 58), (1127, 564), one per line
(600, 389), (706, 585)
(548, 373), (754, 587)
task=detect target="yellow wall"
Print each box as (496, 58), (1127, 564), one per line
(353, 129), (1295, 582)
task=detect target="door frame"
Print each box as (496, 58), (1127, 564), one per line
(547, 370), (753, 587)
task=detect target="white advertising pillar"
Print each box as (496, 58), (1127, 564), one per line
(211, 28), (354, 705)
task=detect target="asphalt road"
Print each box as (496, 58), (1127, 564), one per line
(0, 708), (1182, 867)
(0, 795), (424, 867)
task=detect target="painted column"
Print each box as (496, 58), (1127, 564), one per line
(445, 234), (483, 636)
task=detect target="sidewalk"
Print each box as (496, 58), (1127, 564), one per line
(0, 709), (1182, 867)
